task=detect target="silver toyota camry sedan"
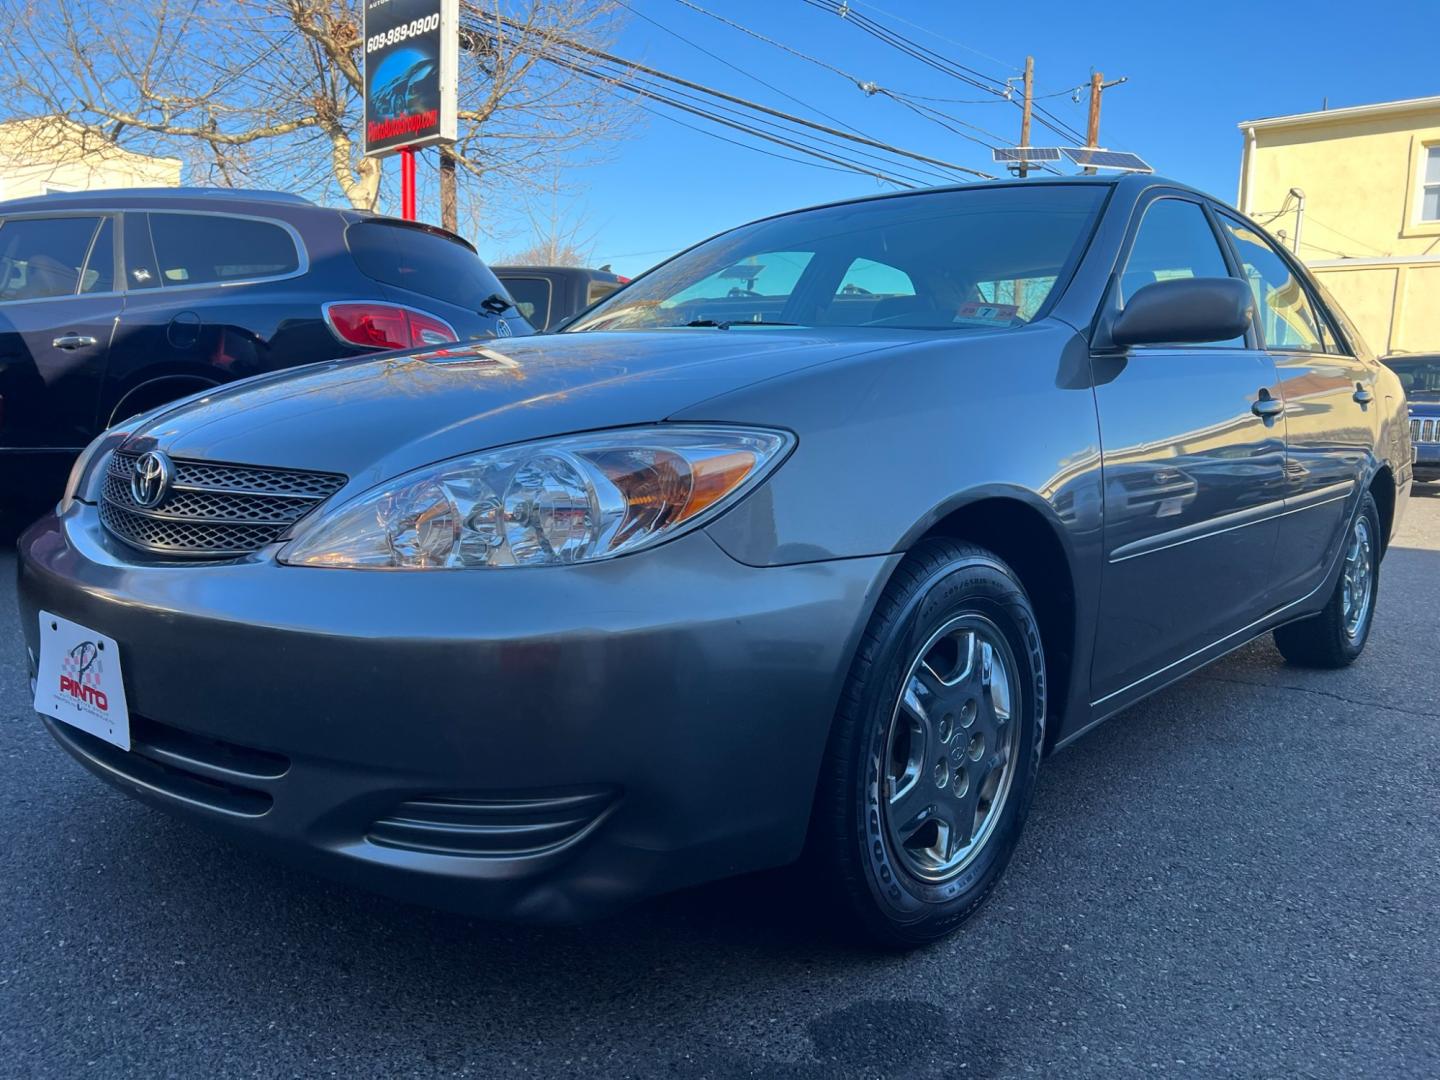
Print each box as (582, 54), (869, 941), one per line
(19, 176), (1412, 947)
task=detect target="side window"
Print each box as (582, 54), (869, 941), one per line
(1219, 217), (1325, 353)
(0, 216), (102, 301)
(1121, 199), (1233, 303)
(1117, 198), (1243, 347)
(122, 214), (161, 290)
(500, 276), (552, 329)
(80, 218), (115, 294)
(834, 257), (914, 299)
(147, 213), (300, 286)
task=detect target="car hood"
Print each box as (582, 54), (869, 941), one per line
(126, 329), (916, 487)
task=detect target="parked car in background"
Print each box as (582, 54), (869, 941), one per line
(1382, 352), (1440, 484)
(492, 264), (628, 331)
(20, 176), (1411, 948)
(0, 188), (528, 507)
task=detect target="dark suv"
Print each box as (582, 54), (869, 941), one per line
(0, 188), (528, 506)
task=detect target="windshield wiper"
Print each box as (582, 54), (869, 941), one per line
(682, 318), (802, 330)
(480, 293), (514, 315)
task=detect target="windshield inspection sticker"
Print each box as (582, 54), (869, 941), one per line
(953, 301), (1019, 326)
(34, 612), (130, 751)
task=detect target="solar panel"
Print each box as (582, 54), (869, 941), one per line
(993, 147), (1063, 163)
(1060, 147), (1152, 173)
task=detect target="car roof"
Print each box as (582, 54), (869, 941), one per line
(739, 173), (1222, 227)
(0, 187), (315, 212)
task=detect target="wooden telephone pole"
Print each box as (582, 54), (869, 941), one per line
(1016, 55), (1035, 177)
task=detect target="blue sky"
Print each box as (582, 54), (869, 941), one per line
(475, 0), (1436, 275)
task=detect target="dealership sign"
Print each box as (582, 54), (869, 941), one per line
(363, 0), (459, 156)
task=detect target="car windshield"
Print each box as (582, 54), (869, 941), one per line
(1384, 355), (1440, 399)
(568, 184), (1107, 333)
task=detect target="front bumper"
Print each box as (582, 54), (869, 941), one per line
(1414, 441), (1440, 482)
(19, 505), (894, 921)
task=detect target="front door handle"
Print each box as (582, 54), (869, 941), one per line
(1353, 384), (1374, 406)
(1251, 390), (1284, 420)
(53, 333), (98, 350)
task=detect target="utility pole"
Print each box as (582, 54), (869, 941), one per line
(1084, 71), (1103, 173)
(439, 149), (458, 233)
(1016, 55), (1034, 178)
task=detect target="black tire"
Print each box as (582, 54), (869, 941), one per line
(1273, 491), (1381, 668)
(811, 539), (1046, 949)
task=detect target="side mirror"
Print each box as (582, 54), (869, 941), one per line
(1110, 277), (1254, 348)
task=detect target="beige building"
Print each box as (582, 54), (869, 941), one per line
(0, 117), (181, 201)
(1237, 95), (1440, 356)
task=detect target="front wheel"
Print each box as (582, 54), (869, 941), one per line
(810, 540), (1046, 949)
(1273, 491), (1381, 668)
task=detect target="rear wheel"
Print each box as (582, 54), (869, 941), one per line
(811, 539), (1046, 949)
(1273, 491), (1381, 668)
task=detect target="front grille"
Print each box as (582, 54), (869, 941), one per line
(101, 450), (346, 558)
(1414, 417), (1438, 445)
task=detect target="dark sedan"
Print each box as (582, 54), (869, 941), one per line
(18, 176), (1411, 948)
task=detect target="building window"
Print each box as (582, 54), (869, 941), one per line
(1423, 147), (1440, 222)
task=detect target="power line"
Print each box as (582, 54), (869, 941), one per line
(479, 23), (931, 187)
(469, 9), (995, 181)
(800, 0), (1090, 145)
(617, 0), (870, 138)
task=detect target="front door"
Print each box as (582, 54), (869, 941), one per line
(1215, 215), (1373, 603)
(1089, 195), (1288, 705)
(0, 213), (121, 451)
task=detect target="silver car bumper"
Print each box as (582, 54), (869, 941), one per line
(19, 503), (895, 921)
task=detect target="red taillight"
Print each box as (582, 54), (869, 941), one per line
(617, 276), (631, 284)
(324, 303), (459, 350)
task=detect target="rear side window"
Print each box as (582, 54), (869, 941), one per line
(0, 216), (102, 301)
(1218, 217), (1325, 353)
(146, 212), (301, 286)
(348, 221), (505, 311)
(500, 276), (552, 329)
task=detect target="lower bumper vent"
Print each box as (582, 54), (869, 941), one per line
(368, 788), (618, 858)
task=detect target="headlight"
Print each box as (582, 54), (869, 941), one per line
(280, 425), (793, 570)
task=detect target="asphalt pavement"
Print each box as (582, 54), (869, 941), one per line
(3, 491), (1438, 1079)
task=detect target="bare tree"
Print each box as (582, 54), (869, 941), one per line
(3, 0), (631, 227)
(500, 170), (596, 265)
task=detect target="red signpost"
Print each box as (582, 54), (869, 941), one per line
(400, 148), (417, 221)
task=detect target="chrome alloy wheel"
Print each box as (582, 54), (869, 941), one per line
(1341, 514), (1375, 641)
(882, 615), (1020, 883)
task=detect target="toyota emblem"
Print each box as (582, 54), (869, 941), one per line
(130, 451), (174, 509)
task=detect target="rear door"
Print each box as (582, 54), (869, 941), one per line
(1090, 194), (1287, 704)
(1214, 214), (1373, 603)
(0, 212), (121, 449)
(103, 209), (328, 423)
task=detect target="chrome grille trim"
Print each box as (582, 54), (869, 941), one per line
(101, 450), (346, 558)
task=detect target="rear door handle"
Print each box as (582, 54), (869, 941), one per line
(1353, 384), (1374, 406)
(53, 334), (98, 350)
(1251, 390), (1284, 420)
